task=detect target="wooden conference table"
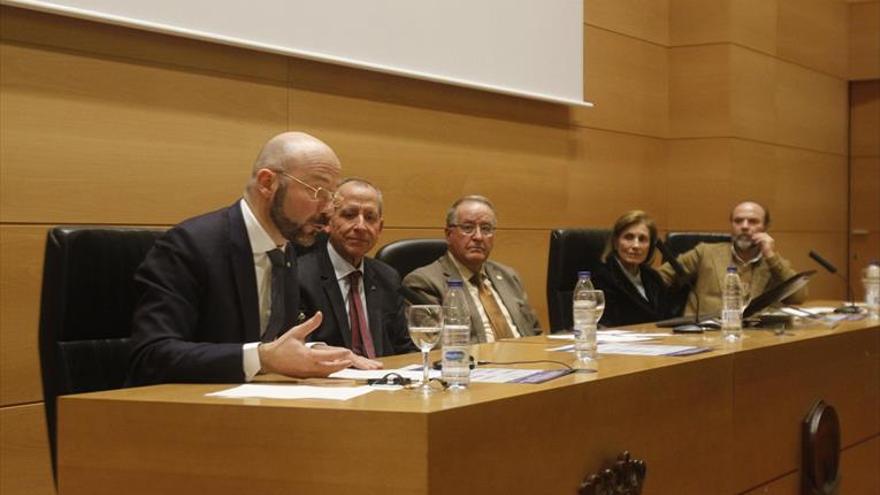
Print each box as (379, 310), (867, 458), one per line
(57, 310), (879, 494)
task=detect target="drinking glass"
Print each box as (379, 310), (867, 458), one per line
(406, 305), (443, 391)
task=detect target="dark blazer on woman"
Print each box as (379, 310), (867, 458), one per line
(592, 253), (673, 327)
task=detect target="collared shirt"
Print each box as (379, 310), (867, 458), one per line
(326, 242), (369, 327)
(239, 198), (287, 381)
(730, 244), (763, 296)
(448, 254), (520, 342)
(616, 257), (647, 300)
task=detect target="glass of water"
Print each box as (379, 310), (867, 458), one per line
(573, 290), (605, 366)
(406, 305), (443, 391)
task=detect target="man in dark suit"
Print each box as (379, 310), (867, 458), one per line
(128, 132), (381, 385)
(299, 179), (416, 357)
(403, 195), (541, 343)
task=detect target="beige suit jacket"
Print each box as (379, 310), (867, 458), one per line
(402, 253), (541, 343)
(657, 242), (807, 315)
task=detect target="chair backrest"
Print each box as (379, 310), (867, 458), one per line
(664, 232), (731, 259)
(38, 226), (164, 481)
(374, 238), (447, 279)
(546, 229), (612, 332)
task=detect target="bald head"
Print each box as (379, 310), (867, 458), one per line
(251, 131), (340, 178)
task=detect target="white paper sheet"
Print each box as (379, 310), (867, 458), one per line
(206, 384), (374, 400)
(547, 343), (707, 356)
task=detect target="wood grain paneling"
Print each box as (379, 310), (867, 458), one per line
(0, 42), (287, 225)
(584, 0), (669, 46)
(670, 0), (778, 55)
(775, 61), (849, 154)
(732, 329), (880, 493)
(577, 25), (668, 137)
(730, 46), (778, 143)
(851, 157), (880, 232)
(0, 226), (48, 406)
(286, 61), (578, 230)
(767, 146), (847, 232)
(849, 1), (880, 80)
(0, 403), (55, 495)
(839, 436), (880, 494)
(569, 128), (668, 227)
(777, 0), (849, 78)
(0, 5), (287, 82)
(669, 44), (732, 137)
(850, 80), (880, 157)
(740, 471), (798, 495)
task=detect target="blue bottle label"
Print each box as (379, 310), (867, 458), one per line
(444, 350), (467, 361)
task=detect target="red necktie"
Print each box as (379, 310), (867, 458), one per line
(347, 271), (376, 358)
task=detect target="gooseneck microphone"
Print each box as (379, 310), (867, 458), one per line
(808, 250), (859, 314)
(656, 239), (702, 328)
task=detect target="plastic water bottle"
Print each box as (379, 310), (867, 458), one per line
(572, 271), (597, 364)
(442, 279), (471, 389)
(864, 261), (880, 320)
(721, 266), (743, 340)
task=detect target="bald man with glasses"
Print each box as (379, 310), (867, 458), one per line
(128, 132), (381, 386)
(403, 195), (541, 343)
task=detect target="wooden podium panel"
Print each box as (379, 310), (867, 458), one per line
(57, 320), (879, 495)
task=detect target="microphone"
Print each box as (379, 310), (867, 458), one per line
(398, 285), (429, 305)
(808, 250), (859, 314)
(656, 239), (702, 328)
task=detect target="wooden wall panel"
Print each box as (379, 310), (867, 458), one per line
(670, 0), (778, 55)
(0, 42), (287, 225)
(839, 436), (880, 494)
(775, 61), (849, 154)
(768, 146), (847, 232)
(0, 404), (54, 495)
(850, 80), (880, 157)
(577, 25), (668, 136)
(0, 227), (48, 406)
(286, 61), (578, 230)
(849, 1), (880, 80)
(0, 6), (287, 82)
(583, 0), (669, 46)
(851, 157), (880, 232)
(777, 0), (849, 78)
(729, 47), (778, 143)
(669, 45), (732, 137)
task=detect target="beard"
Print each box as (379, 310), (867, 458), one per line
(733, 234), (755, 252)
(269, 183), (328, 247)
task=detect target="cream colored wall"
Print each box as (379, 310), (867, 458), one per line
(0, 2), (876, 493)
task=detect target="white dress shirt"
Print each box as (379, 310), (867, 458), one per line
(448, 254), (520, 342)
(326, 242), (368, 326)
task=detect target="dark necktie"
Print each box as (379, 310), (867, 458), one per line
(470, 273), (514, 340)
(264, 248), (287, 341)
(347, 271), (376, 358)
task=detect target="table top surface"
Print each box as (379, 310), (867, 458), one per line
(62, 302), (878, 414)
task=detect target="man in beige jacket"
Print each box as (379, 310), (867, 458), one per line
(658, 201), (807, 315)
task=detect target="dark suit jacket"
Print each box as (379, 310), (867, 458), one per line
(298, 243), (416, 356)
(592, 254), (673, 327)
(127, 202), (300, 385)
(402, 253), (541, 343)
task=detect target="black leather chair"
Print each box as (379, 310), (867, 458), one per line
(664, 232), (731, 259)
(546, 229), (611, 332)
(374, 238), (447, 279)
(38, 226), (164, 481)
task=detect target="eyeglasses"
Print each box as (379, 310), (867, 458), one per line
(278, 171), (342, 206)
(448, 223), (496, 236)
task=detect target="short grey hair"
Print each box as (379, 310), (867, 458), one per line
(445, 195), (496, 226)
(338, 177), (384, 215)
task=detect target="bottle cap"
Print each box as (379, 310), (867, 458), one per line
(577, 271), (591, 278)
(447, 279), (464, 288)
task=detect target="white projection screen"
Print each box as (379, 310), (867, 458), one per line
(4, 0), (589, 106)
